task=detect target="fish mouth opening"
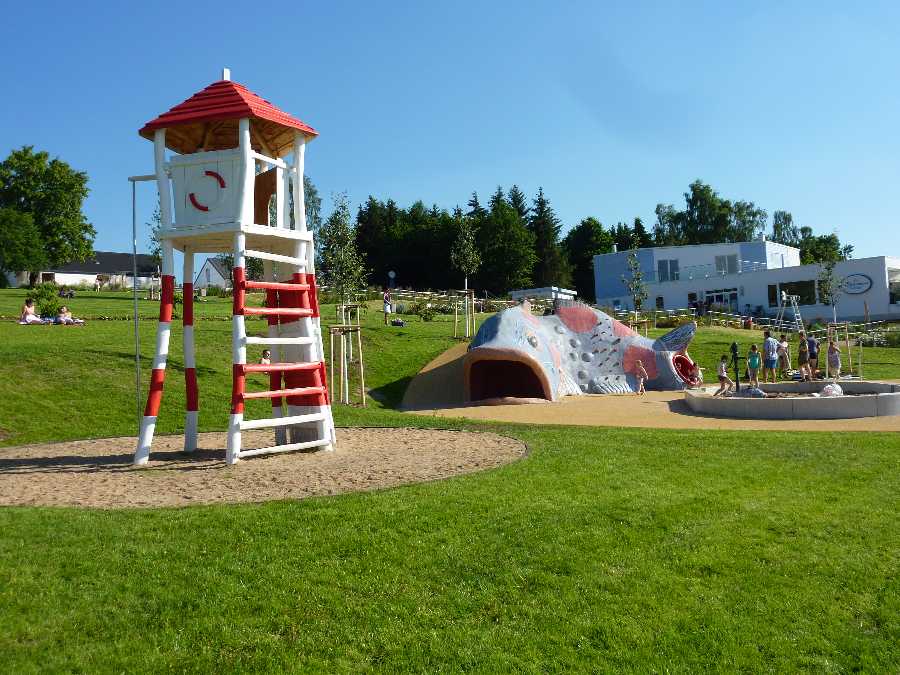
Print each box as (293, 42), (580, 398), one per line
(464, 348), (552, 402)
(672, 352), (696, 384)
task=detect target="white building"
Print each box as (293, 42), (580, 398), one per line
(193, 257), (231, 289)
(594, 239), (900, 322)
(4, 251), (159, 289)
(510, 286), (577, 302)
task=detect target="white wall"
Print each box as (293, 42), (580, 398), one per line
(597, 256), (898, 321)
(194, 260), (229, 289)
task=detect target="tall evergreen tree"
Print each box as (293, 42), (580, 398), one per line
(467, 192), (486, 219)
(562, 217), (614, 301)
(476, 196), (536, 295)
(611, 222), (634, 251)
(528, 188), (571, 288)
(507, 185), (530, 222)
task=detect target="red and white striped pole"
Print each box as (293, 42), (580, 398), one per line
(183, 249), (199, 451)
(227, 238), (247, 464)
(135, 240), (175, 465)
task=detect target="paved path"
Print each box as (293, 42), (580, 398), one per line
(404, 345), (900, 432)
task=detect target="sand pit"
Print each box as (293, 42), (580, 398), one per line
(404, 345), (900, 432)
(0, 428), (525, 509)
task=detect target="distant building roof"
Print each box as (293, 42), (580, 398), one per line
(49, 251), (159, 276)
(207, 257), (231, 281)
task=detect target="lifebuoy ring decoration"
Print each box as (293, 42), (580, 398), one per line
(188, 170), (226, 212)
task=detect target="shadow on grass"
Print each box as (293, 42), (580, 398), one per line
(83, 348), (219, 375)
(0, 448), (229, 474)
(367, 376), (413, 410)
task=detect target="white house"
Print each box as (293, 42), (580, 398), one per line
(594, 238), (900, 322)
(4, 251), (159, 288)
(193, 257), (231, 289)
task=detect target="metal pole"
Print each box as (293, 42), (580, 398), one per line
(131, 180), (142, 432)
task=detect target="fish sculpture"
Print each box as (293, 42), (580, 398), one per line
(464, 301), (698, 402)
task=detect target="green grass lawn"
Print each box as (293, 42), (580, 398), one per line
(1, 289), (898, 671)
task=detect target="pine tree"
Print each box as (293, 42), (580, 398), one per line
(476, 197), (536, 295)
(562, 217), (614, 301)
(528, 188), (571, 288)
(507, 185), (530, 222)
(632, 217), (653, 247)
(467, 192), (486, 219)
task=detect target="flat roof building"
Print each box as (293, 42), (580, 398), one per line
(594, 239), (900, 322)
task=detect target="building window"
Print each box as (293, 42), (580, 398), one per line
(768, 284), (778, 307)
(657, 259), (679, 282)
(655, 296), (665, 310)
(715, 254), (738, 275)
(705, 288), (739, 312)
(780, 280), (817, 306)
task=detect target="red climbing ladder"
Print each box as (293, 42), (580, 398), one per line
(227, 239), (335, 463)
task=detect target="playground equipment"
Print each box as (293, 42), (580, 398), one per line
(464, 300), (698, 401)
(773, 291), (804, 333)
(133, 70), (335, 465)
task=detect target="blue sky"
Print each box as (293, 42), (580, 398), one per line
(2, 1), (898, 264)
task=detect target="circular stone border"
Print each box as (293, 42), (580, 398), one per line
(685, 381), (900, 420)
(0, 427), (527, 509)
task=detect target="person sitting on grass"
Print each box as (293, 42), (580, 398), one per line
(827, 339), (842, 379)
(260, 349), (271, 365)
(19, 298), (45, 324)
(54, 306), (84, 325)
(747, 344), (761, 388)
(762, 330), (779, 383)
(634, 359), (648, 395)
(713, 355), (735, 397)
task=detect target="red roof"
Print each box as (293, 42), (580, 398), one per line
(139, 79), (317, 157)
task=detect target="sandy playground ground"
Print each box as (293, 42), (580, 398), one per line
(0, 428), (525, 509)
(402, 343), (900, 432)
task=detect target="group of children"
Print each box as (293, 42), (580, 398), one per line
(713, 330), (843, 396)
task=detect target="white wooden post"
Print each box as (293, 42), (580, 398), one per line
(227, 232), (247, 464)
(236, 119), (253, 226)
(292, 134), (306, 232)
(183, 248), (198, 451)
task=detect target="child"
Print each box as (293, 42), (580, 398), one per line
(777, 334), (791, 377)
(713, 355), (735, 396)
(19, 298), (44, 324)
(797, 332), (811, 381)
(382, 287), (392, 325)
(634, 359), (648, 395)
(747, 344), (761, 388)
(827, 339), (841, 379)
(260, 349), (271, 365)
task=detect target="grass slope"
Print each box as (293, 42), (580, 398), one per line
(0, 289), (898, 671)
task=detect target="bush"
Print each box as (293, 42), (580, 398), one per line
(26, 282), (63, 317)
(203, 285), (229, 298)
(405, 301), (437, 321)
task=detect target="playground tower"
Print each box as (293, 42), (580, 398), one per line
(134, 70), (335, 465)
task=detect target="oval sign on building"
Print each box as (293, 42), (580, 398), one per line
(841, 273), (872, 294)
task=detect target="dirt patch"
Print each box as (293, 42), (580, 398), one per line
(0, 428), (525, 509)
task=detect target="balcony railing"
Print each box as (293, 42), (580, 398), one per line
(639, 260), (769, 285)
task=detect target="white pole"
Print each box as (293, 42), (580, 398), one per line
(153, 130), (173, 229)
(131, 180), (141, 431)
(292, 134), (306, 232)
(236, 119), (253, 226)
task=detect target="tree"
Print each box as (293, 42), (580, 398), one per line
(771, 210), (801, 247)
(449, 208), (481, 290)
(528, 188), (571, 288)
(611, 222), (634, 251)
(466, 192), (486, 220)
(730, 200), (768, 241)
(507, 185), (530, 222)
(653, 203), (682, 246)
(147, 203), (162, 265)
(562, 216), (614, 301)
(476, 195), (536, 295)
(0, 208), (46, 283)
(318, 193), (367, 305)
(632, 217), (653, 247)
(286, 174), (323, 231)
(798, 227), (853, 264)
(0, 146), (95, 283)
(816, 258), (842, 324)
(621, 236), (648, 312)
